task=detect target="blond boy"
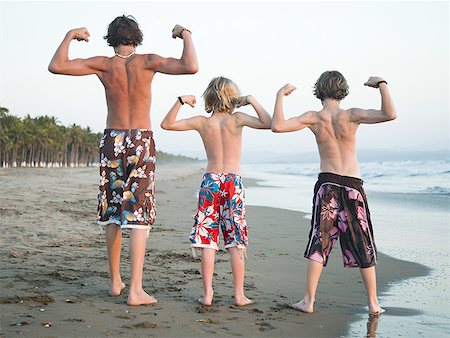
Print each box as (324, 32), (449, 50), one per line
(161, 76), (271, 306)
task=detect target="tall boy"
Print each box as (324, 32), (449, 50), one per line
(272, 71), (396, 315)
(161, 76), (271, 306)
(49, 15), (198, 305)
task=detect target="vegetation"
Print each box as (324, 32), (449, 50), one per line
(0, 107), (197, 168)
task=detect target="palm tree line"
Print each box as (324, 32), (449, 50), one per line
(0, 107), (198, 168)
(0, 107), (103, 168)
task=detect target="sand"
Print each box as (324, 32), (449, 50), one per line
(0, 163), (428, 337)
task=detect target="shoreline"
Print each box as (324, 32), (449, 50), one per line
(0, 165), (430, 337)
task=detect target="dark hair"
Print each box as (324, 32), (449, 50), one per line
(313, 71), (349, 101)
(104, 15), (143, 47)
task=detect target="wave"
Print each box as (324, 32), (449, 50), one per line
(422, 186), (450, 195)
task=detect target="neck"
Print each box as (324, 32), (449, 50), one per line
(114, 45), (136, 59)
(322, 98), (341, 109)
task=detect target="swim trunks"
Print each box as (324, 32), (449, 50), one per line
(189, 173), (248, 254)
(97, 129), (156, 237)
(304, 172), (377, 268)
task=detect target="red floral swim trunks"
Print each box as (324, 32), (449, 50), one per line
(97, 129), (156, 236)
(189, 173), (248, 252)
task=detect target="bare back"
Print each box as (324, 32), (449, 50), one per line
(198, 113), (243, 174)
(309, 108), (361, 177)
(97, 55), (155, 129)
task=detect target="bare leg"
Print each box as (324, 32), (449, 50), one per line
(360, 266), (385, 315)
(292, 259), (323, 313)
(229, 247), (252, 306)
(106, 224), (125, 296)
(127, 229), (157, 306)
(198, 248), (215, 306)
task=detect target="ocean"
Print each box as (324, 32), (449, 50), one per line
(241, 160), (450, 337)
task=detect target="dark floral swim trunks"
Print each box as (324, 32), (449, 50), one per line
(97, 129), (156, 236)
(304, 172), (377, 268)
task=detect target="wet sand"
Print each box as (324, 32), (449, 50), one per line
(0, 163), (428, 337)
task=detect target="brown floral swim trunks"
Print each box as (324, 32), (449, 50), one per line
(97, 129), (156, 236)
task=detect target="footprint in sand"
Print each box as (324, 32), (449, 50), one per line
(254, 321), (275, 332)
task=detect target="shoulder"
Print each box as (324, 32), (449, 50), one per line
(142, 53), (166, 69)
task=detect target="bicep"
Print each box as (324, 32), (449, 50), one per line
(166, 116), (204, 131)
(350, 108), (390, 124)
(278, 111), (318, 132)
(55, 57), (104, 76)
(148, 55), (187, 75)
(236, 113), (268, 129)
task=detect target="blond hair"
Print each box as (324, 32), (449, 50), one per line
(313, 71), (349, 101)
(202, 77), (241, 113)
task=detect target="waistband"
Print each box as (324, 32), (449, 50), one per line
(203, 172), (242, 179)
(104, 128), (153, 136)
(317, 172), (363, 187)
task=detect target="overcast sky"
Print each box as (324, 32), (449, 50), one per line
(1, 0), (448, 159)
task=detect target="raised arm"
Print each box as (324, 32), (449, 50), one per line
(150, 25), (199, 75)
(234, 96), (271, 129)
(48, 27), (105, 76)
(272, 83), (318, 132)
(349, 76), (397, 124)
(160, 95), (204, 131)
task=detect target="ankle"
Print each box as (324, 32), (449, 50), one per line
(304, 295), (315, 304)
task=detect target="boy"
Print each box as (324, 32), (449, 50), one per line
(48, 15), (198, 305)
(161, 76), (271, 306)
(272, 71), (396, 315)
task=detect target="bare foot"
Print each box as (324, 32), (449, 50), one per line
(127, 289), (158, 306)
(292, 299), (313, 313)
(198, 289), (214, 306)
(234, 296), (253, 307)
(369, 307), (385, 316)
(109, 282), (126, 296)
(197, 297), (212, 307)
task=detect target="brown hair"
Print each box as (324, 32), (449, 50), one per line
(104, 15), (143, 47)
(202, 77), (241, 113)
(313, 71), (349, 101)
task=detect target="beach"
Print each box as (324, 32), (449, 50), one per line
(0, 163), (430, 337)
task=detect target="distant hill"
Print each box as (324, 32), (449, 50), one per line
(157, 150), (200, 163)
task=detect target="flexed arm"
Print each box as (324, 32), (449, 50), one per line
(160, 95), (204, 131)
(151, 24), (199, 74)
(272, 84), (317, 132)
(349, 77), (397, 124)
(48, 27), (104, 76)
(235, 95), (271, 129)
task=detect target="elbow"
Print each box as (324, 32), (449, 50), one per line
(48, 62), (62, 74)
(186, 63), (199, 74)
(160, 121), (172, 130)
(271, 124), (283, 133)
(387, 110), (397, 121)
(48, 63), (57, 74)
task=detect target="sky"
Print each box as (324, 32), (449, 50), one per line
(0, 0), (449, 160)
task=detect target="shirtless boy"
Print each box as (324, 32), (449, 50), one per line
(272, 71), (396, 315)
(161, 76), (271, 306)
(48, 15), (198, 305)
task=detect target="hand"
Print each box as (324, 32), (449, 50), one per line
(277, 83), (297, 96)
(364, 76), (385, 88)
(172, 24), (189, 39)
(180, 95), (196, 107)
(236, 95), (251, 108)
(70, 27), (90, 42)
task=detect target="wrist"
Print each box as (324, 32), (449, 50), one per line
(377, 80), (388, 88)
(180, 28), (192, 38)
